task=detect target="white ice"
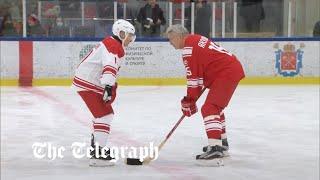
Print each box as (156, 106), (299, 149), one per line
(1, 86), (319, 180)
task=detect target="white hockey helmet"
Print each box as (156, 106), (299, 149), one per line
(112, 19), (136, 43)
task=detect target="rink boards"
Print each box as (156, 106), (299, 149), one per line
(0, 39), (319, 86)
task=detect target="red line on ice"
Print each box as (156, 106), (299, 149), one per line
(25, 87), (204, 180)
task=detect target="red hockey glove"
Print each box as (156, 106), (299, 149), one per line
(102, 83), (117, 104)
(181, 96), (198, 117)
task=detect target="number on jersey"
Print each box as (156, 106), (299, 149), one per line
(208, 42), (232, 56)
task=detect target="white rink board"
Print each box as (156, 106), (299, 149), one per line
(220, 41), (320, 77)
(33, 41), (185, 78)
(1, 40), (319, 78)
(121, 42), (185, 78)
(33, 41), (98, 78)
(0, 41), (19, 78)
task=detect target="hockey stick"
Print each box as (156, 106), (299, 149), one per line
(126, 87), (207, 165)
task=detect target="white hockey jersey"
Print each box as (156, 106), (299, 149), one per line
(73, 36), (125, 94)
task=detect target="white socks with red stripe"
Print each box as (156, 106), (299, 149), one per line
(204, 115), (223, 146)
(220, 113), (227, 140)
(92, 114), (113, 147)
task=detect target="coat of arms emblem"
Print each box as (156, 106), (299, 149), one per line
(274, 43), (304, 77)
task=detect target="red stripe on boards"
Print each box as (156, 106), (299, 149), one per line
(19, 41), (33, 86)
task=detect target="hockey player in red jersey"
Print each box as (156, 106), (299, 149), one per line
(72, 19), (136, 167)
(166, 24), (245, 166)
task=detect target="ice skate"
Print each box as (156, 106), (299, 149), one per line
(203, 139), (230, 157)
(89, 135), (115, 167)
(196, 145), (224, 167)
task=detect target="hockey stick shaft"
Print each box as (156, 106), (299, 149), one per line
(158, 87), (207, 151)
(126, 88), (207, 165)
(142, 88), (207, 164)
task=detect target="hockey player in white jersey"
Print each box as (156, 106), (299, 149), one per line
(73, 19), (136, 167)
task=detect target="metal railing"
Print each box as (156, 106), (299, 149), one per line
(0, 0), (319, 38)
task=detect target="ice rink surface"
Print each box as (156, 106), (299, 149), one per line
(1, 85), (319, 180)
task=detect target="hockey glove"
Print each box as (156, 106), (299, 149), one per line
(181, 96), (198, 117)
(102, 84), (117, 103)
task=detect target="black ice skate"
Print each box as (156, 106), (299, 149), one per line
(203, 138), (230, 157)
(89, 134), (115, 167)
(196, 145), (224, 166)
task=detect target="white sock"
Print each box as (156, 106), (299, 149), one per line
(92, 114), (113, 147)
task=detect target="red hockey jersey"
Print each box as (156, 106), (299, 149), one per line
(182, 34), (245, 99)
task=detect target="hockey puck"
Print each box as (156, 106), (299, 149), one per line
(125, 158), (143, 165)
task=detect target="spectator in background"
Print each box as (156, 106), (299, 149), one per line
(137, 0), (166, 37)
(1, 0), (21, 36)
(195, 0), (211, 37)
(9, 1), (22, 32)
(27, 14), (46, 37)
(1, 14), (19, 36)
(186, 0), (212, 37)
(49, 16), (70, 37)
(239, 0), (265, 32)
(313, 20), (320, 37)
(127, 0), (145, 36)
(55, 17), (65, 28)
(43, 5), (61, 35)
(0, 3), (9, 36)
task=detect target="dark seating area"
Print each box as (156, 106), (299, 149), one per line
(49, 27), (70, 37)
(73, 26), (95, 37)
